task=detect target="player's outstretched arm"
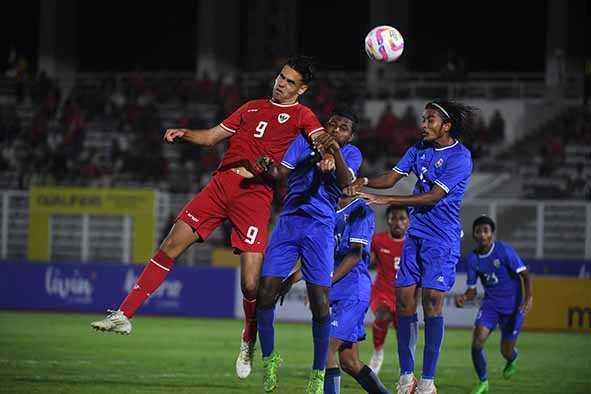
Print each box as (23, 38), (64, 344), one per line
(357, 184), (446, 206)
(163, 125), (232, 147)
(455, 287), (477, 308)
(519, 269), (533, 315)
(332, 244), (363, 284)
(347, 171), (403, 196)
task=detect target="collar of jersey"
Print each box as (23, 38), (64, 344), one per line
(434, 140), (458, 151)
(269, 100), (299, 107)
(336, 198), (362, 213)
(477, 241), (496, 258)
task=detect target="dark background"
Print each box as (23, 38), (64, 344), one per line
(1, 1), (588, 73)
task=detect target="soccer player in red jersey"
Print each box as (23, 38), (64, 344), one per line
(369, 205), (409, 375)
(91, 56), (328, 379)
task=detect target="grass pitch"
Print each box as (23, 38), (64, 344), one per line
(0, 311), (589, 393)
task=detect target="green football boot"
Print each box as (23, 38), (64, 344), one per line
(503, 359), (517, 379)
(471, 380), (489, 394)
(305, 369), (325, 394)
(262, 352), (282, 392)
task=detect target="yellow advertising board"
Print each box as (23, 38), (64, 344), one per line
(524, 277), (591, 333)
(28, 187), (155, 263)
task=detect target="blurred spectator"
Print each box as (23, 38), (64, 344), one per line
(568, 163), (590, 199)
(375, 103), (398, 145)
(488, 109), (505, 142)
(546, 48), (566, 99)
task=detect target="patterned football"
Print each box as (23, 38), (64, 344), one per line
(364, 25), (404, 62)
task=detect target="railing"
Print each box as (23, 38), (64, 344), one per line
(461, 200), (591, 259)
(2, 190), (589, 262)
(22, 71), (586, 100)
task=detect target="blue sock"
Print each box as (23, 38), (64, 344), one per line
(353, 365), (389, 394)
(397, 313), (419, 375)
(312, 316), (330, 370)
(422, 316), (444, 379)
(256, 307), (275, 357)
(324, 367), (341, 394)
(471, 347), (488, 381)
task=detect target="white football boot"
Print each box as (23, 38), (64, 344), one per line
(416, 378), (437, 394)
(91, 310), (132, 335)
(396, 373), (418, 394)
(369, 348), (384, 375)
(235, 332), (256, 379)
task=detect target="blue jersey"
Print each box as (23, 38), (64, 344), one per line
(330, 199), (375, 302)
(394, 139), (472, 245)
(466, 241), (527, 314)
(280, 134), (363, 221)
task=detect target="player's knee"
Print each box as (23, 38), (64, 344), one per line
(256, 282), (276, 308)
(472, 339), (485, 350)
(241, 277), (259, 299)
(339, 354), (361, 376)
(422, 293), (443, 316)
(375, 308), (392, 322)
(311, 304), (329, 322)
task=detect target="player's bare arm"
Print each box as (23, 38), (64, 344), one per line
(332, 244), (363, 284)
(255, 156), (292, 180)
(348, 170), (404, 196)
(163, 124), (232, 147)
(332, 147), (353, 188)
(519, 269), (533, 315)
(357, 184), (447, 206)
(455, 287), (477, 308)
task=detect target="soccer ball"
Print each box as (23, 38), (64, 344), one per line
(364, 25), (404, 63)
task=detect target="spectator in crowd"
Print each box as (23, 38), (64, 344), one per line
(489, 110), (505, 143)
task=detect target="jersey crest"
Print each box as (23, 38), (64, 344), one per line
(278, 113), (290, 124)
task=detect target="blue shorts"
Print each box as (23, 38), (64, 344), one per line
(262, 211), (334, 287)
(475, 303), (525, 341)
(330, 298), (369, 343)
(396, 235), (459, 291)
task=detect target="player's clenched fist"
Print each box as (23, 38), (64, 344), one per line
(254, 156), (273, 173)
(164, 129), (186, 143)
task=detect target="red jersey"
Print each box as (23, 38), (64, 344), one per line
(371, 231), (404, 290)
(218, 99), (324, 172)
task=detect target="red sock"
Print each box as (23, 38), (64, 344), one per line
(119, 250), (174, 318)
(372, 318), (390, 351)
(242, 297), (257, 343)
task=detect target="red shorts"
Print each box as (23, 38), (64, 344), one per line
(370, 280), (397, 327)
(177, 170), (273, 253)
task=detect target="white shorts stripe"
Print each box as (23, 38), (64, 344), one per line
(281, 161), (295, 169)
(150, 259), (170, 271)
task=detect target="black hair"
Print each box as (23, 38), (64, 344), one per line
(425, 100), (478, 138)
(472, 215), (496, 233)
(331, 104), (359, 132)
(286, 55), (315, 84)
(386, 205), (409, 218)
